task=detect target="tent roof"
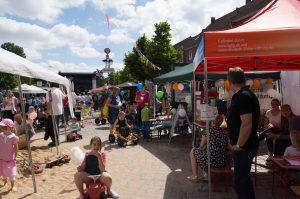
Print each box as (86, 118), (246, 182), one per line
(0, 48), (70, 86)
(154, 63), (194, 84)
(13, 84), (47, 94)
(116, 81), (137, 88)
(154, 63), (280, 83)
(194, 0), (300, 73)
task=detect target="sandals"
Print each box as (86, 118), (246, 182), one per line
(187, 176), (199, 183)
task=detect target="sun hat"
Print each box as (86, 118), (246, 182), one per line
(0, 118), (14, 128)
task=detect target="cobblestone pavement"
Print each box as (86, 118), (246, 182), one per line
(1, 119), (290, 199)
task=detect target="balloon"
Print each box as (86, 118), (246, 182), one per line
(156, 91), (164, 98)
(137, 83), (143, 91)
(2, 89), (6, 95)
(171, 108), (177, 115)
(246, 79), (253, 87)
(265, 78), (273, 84)
(252, 79), (260, 89)
(178, 109), (186, 117)
(70, 146), (85, 165)
(224, 80), (231, 90)
(185, 95), (191, 103)
(178, 83), (184, 91)
(172, 83), (178, 91)
(120, 90), (124, 96)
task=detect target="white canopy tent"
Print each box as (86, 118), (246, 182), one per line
(13, 84), (47, 94)
(0, 48), (74, 193)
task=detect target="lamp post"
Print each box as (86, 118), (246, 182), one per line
(101, 48), (114, 75)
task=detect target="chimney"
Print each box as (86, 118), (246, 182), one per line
(246, 0), (251, 4)
(211, 17), (216, 24)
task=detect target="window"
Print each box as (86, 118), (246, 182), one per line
(188, 50), (193, 60)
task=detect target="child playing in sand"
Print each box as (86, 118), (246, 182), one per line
(0, 118), (19, 192)
(284, 130), (300, 157)
(74, 136), (119, 199)
(66, 117), (82, 142)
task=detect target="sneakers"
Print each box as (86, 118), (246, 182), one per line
(108, 190), (119, 199)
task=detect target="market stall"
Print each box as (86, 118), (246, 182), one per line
(193, 0), (300, 198)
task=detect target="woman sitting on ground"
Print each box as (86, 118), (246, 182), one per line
(187, 114), (228, 182)
(258, 99), (281, 160)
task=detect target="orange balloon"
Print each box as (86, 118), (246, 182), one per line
(172, 83), (178, 90)
(265, 78), (273, 84)
(252, 79), (260, 89)
(224, 80), (231, 90)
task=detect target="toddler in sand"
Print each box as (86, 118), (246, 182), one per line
(0, 118), (19, 192)
(74, 136), (119, 199)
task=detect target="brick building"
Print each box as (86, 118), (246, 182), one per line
(173, 0), (272, 68)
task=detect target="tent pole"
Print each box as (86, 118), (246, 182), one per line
(47, 83), (59, 155)
(204, 58), (212, 199)
(154, 84), (157, 118)
(17, 75), (37, 193)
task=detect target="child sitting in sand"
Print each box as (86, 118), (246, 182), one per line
(74, 136), (119, 199)
(66, 117), (82, 142)
(0, 118), (19, 192)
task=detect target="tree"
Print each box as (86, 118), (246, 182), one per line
(0, 42), (32, 89)
(124, 34), (151, 81)
(146, 21), (181, 75)
(123, 22), (182, 81)
(95, 70), (106, 87)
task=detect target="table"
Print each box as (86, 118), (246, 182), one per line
(272, 157), (300, 199)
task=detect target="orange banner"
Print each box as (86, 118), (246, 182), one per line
(204, 28), (300, 58)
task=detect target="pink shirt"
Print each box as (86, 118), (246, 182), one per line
(0, 132), (19, 161)
(136, 91), (149, 107)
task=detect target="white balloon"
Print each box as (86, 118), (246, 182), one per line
(171, 108), (177, 115)
(178, 109), (186, 117)
(246, 79), (253, 87)
(185, 95), (191, 103)
(178, 83), (184, 91)
(70, 146), (85, 165)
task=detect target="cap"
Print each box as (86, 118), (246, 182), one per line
(0, 118), (14, 128)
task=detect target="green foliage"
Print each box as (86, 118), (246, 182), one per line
(106, 72), (120, 85)
(124, 22), (182, 81)
(96, 70), (106, 87)
(0, 42), (33, 88)
(1, 42), (26, 58)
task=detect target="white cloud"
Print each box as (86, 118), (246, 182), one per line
(106, 0), (244, 44)
(24, 48), (42, 60)
(40, 59), (124, 73)
(0, 0), (86, 23)
(0, 17), (105, 58)
(106, 29), (134, 44)
(70, 46), (102, 58)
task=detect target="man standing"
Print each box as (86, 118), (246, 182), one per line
(227, 67), (260, 199)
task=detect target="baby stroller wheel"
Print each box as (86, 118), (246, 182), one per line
(109, 134), (115, 143)
(101, 118), (107, 125)
(95, 118), (100, 125)
(117, 138), (125, 147)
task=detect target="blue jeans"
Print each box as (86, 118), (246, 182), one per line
(233, 148), (257, 199)
(258, 127), (280, 153)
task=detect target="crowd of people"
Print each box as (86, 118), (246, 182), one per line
(187, 67), (300, 199)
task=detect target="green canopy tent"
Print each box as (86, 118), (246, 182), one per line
(153, 63), (281, 84)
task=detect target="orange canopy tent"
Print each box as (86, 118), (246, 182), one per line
(193, 1), (300, 198)
(194, 0), (300, 73)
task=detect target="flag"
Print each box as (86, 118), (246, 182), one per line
(105, 14), (110, 29)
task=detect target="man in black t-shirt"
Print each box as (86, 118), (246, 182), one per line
(227, 67), (260, 199)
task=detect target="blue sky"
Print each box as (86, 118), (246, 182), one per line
(0, 0), (244, 74)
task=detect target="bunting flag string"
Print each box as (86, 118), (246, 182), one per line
(133, 42), (162, 71)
